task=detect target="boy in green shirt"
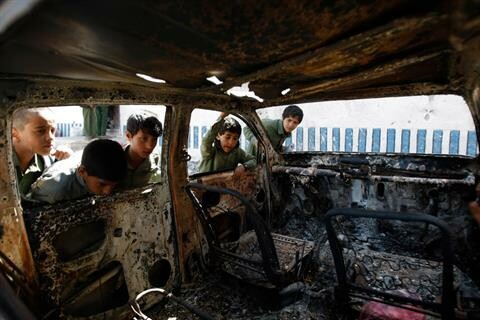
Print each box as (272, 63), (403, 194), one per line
(121, 114), (163, 188)
(244, 105), (303, 155)
(12, 108), (72, 195)
(29, 139), (127, 204)
(198, 113), (256, 174)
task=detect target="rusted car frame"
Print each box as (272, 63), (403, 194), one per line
(1, 0), (480, 319)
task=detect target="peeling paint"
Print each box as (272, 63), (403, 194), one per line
(23, 184), (177, 318)
(0, 0), (480, 318)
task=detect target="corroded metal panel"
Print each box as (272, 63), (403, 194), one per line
(0, 0), (470, 105)
(0, 105), (38, 293)
(24, 184), (177, 318)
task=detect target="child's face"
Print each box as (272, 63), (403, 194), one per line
(78, 166), (118, 196)
(217, 131), (240, 153)
(282, 116), (301, 133)
(13, 113), (56, 156)
(126, 129), (158, 159)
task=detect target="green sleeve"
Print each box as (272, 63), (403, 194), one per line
(238, 148), (257, 170)
(243, 126), (258, 156)
(243, 125), (255, 141)
(200, 118), (224, 160)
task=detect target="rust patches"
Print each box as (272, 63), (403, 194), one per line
(205, 14), (449, 99)
(24, 185), (177, 313)
(167, 106), (202, 282)
(290, 51), (448, 100)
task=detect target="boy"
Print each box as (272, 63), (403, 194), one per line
(12, 108), (72, 195)
(29, 139), (127, 204)
(198, 112), (256, 174)
(244, 105), (303, 155)
(121, 114), (163, 188)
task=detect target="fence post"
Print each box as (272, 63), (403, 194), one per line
(449, 130), (460, 155)
(345, 128), (353, 152)
(296, 127), (304, 151)
(320, 127), (328, 151)
(417, 129), (426, 153)
(358, 128), (367, 152)
(401, 129), (410, 153)
(308, 127), (315, 151)
(372, 128), (381, 152)
(193, 126), (199, 149)
(332, 128), (340, 152)
(386, 128), (395, 153)
(467, 131), (477, 156)
(432, 129), (443, 154)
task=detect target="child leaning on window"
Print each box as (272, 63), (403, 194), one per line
(29, 139), (127, 204)
(198, 112), (256, 174)
(121, 114), (162, 189)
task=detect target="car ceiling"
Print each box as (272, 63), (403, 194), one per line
(0, 0), (479, 107)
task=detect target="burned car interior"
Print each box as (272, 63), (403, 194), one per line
(1, 0), (480, 319)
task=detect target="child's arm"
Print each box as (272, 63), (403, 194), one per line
(243, 126), (258, 156)
(238, 148), (256, 170)
(200, 116), (225, 160)
(243, 125), (255, 142)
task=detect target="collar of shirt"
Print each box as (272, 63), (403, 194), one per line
(275, 119), (290, 138)
(13, 150), (44, 177)
(124, 145), (154, 171)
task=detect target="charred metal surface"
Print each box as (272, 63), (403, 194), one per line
(282, 153), (477, 176)
(23, 184), (177, 319)
(290, 51), (451, 101)
(0, 1), (441, 86)
(166, 105), (208, 284)
(272, 154), (476, 225)
(0, 79), (243, 113)
(185, 182), (314, 290)
(0, 102), (38, 293)
(184, 170), (269, 278)
(0, 0), (475, 105)
(326, 209), (457, 318)
(223, 14), (451, 98)
(273, 165), (475, 186)
(193, 171), (262, 211)
(0, 1), (480, 319)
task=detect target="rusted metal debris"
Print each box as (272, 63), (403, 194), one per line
(1, 0), (480, 319)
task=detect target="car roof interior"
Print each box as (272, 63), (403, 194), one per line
(0, 0), (479, 108)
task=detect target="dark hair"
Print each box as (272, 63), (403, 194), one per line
(215, 117), (241, 151)
(81, 139), (127, 181)
(218, 117), (241, 136)
(282, 105), (303, 122)
(126, 114), (163, 137)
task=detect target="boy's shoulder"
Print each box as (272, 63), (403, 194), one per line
(29, 156), (84, 204)
(33, 158), (77, 187)
(34, 153), (80, 185)
(262, 118), (282, 129)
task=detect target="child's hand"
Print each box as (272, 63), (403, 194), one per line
(219, 112), (229, 119)
(233, 164), (246, 175)
(52, 145), (73, 160)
